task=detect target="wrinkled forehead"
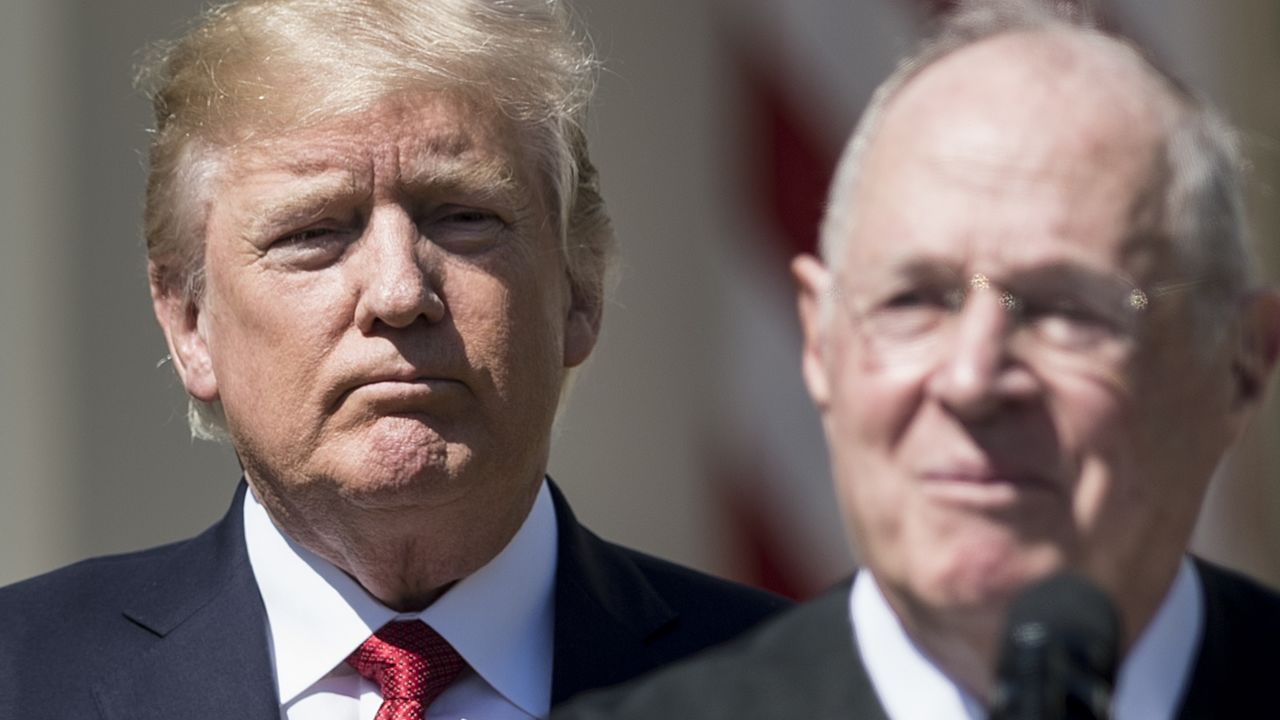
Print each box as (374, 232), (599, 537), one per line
(207, 90), (538, 204)
(845, 31), (1175, 282)
(226, 91), (506, 165)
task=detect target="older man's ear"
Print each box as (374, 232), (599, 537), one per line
(793, 253), (833, 411)
(1231, 288), (1280, 412)
(149, 261), (219, 403)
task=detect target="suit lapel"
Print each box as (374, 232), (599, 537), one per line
(92, 482), (279, 720)
(546, 481), (678, 705)
(545, 482), (887, 717)
(813, 582), (890, 719)
(749, 580), (889, 719)
(1175, 558), (1278, 719)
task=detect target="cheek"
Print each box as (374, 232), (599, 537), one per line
(1072, 353), (1229, 538)
(1050, 377), (1130, 465)
(824, 355), (928, 534)
(205, 270), (349, 425)
(446, 263), (564, 394)
(828, 352), (928, 460)
(1041, 373), (1142, 544)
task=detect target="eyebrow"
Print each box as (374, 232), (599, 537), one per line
(400, 154), (526, 208)
(238, 152), (530, 244)
(1001, 263), (1140, 299)
(240, 171), (362, 243)
(874, 258), (1140, 296)
(846, 259), (965, 293)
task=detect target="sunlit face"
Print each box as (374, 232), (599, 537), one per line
(158, 91), (597, 521)
(797, 36), (1245, 632)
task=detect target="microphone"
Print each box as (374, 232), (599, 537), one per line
(988, 573), (1122, 720)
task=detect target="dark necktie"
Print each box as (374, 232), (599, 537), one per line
(346, 620), (466, 720)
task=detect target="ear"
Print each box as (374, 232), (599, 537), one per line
(150, 262), (219, 402)
(1229, 288), (1280, 412)
(563, 275), (603, 369)
(793, 253), (834, 410)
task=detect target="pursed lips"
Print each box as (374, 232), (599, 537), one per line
(918, 459), (1061, 502)
(330, 368), (466, 411)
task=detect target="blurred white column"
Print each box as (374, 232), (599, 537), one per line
(0, 0), (76, 584)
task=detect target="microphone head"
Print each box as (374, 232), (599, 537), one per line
(990, 573), (1123, 720)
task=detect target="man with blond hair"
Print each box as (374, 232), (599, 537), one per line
(0, 2), (784, 718)
(556, 2), (1280, 718)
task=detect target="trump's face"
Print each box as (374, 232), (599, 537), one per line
(155, 91), (597, 531)
(796, 35), (1258, 641)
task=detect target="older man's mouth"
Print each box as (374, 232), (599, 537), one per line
(352, 376), (463, 399)
(919, 462), (1059, 507)
(330, 369), (468, 412)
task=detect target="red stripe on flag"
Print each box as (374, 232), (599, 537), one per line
(720, 38), (841, 600)
(712, 458), (812, 601)
(738, 56), (839, 261)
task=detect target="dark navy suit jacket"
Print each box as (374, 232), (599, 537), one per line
(554, 559), (1280, 719)
(0, 481), (788, 719)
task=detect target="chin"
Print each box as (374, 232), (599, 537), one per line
(924, 536), (1067, 611)
(351, 461), (456, 492)
(370, 414), (463, 462)
(326, 431), (466, 506)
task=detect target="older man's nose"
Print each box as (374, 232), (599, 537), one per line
(926, 291), (1036, 419)
(354, 211), (446, 333)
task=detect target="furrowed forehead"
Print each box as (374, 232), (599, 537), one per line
(212, 97), (537, 241)
(836, 31), (1181, 290)
(221, 90), (525, 187)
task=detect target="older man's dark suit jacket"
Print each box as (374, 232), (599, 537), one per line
(553, 559), (1280, 719)
(0, 481), (788, 719)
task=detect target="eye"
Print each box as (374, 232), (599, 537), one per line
(864, 286), (957, 339)
(268, 226), (352, 268)
(279, 227), (336, 245)
(1024, 295), (1108, 323)
(442, 209), (500, 225)
(880, 286), (961, 311)
(884, 290), (931, 308)
(420, 205), (507, 253)
(1022, 295), (1124, 348)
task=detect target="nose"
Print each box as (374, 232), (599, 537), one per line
(354, 208), (446, 333)
(926, 289), (1037, 418)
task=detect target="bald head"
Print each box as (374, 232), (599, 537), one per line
(880, 30), (1171, 176)
(820, 8), (1251, 320)
(846, 31), (1167, 276)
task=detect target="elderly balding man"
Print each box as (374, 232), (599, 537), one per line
(555, 3), (1280, 718)
(0, 2), (786, 718)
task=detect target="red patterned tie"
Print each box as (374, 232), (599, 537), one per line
(346, 620), (466, 720)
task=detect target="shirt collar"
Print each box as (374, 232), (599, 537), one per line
(244, 478), (558, 717)
(851, 558), (1203, 720)
(850, 571), (985, 720)
(1112, 557), (1202, 720)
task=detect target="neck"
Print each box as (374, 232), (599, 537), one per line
(245, 471), (542, 612)
(1089, 547), (1185, 657)
(886, 591), (1004, 702)
(880, 558), (1185, 704)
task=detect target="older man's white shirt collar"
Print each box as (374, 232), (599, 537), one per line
(244, 479), (558, 718)
(850, 558), (1203, 720)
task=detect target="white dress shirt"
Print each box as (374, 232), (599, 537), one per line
(851, 558), (1203, 719)
(243, 479), (559, 720)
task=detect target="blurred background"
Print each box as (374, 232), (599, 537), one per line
(3, 0), (1278, 599)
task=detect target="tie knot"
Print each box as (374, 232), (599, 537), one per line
(347, 621), (465, 716)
